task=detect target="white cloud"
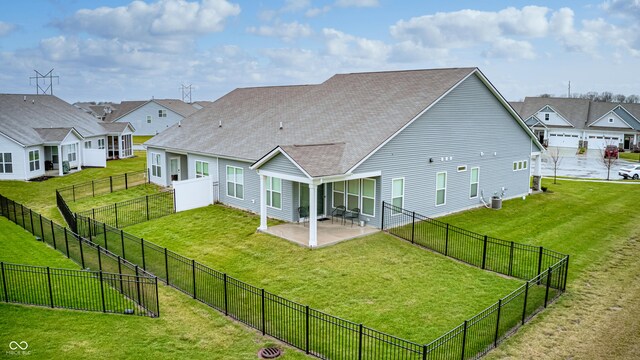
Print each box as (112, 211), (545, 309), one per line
(0, 21), (16, 37)
(603, 0), (640, 18)
(305, 6), (331, 17)
(322, 28), (390, 61)
(483, 38), (536, 60)
(55, 0), (240, 46)
(247, 21), (313, 42)
(335, 0), (379, 7)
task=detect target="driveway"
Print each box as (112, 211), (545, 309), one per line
(541, 147), (636, 179)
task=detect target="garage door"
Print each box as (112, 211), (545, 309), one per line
(587, 135), (620, 150)
(548, 132), (580, 147)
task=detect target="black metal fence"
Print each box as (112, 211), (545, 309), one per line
(76, 191), (175, 229)
(382, 201), (569, 359)
(71, 213), (425, 359)
(0, 194), (159, 317)
(56, 170), (148, 203)
(0, 262), (151, 315)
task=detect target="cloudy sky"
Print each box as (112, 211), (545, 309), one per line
(0, 0), (638, 103)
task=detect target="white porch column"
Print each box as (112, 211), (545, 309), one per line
(258, 174), (268, 231)
(309, 183), (318, 248)
(58, 145), (63, 176)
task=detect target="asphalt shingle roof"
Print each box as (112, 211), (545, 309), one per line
(0, 94), (110, 146)
(517, 97), (591, 128)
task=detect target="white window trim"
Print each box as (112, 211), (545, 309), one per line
(436, 172), (447, 206)
(66, 144), (77, 162)
(332, 179), (376, 217)
(29, 150), (40, 172)
(391, 177), (404, 215)
(513, 160), (528, 171)
(361, 178), (376, 217)
(226, 165), (244, 200)
(332, 181), (345, 208)
(151, 152), (162, 178)
(346, 179), (360, 211)
(195, 160), (209, 178)
(266, 176), (282, 210)
(84, 141), (92, 149)
(98, 139), (105, 149)
(147, 115), (152, 123)
(158, 109), (167, 118)
(470, 167), (479, 199)
(0, 153), (13, 174)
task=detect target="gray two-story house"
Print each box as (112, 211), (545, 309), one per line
(146, 68), (543, 246)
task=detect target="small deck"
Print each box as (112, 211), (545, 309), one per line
(263, 219), (379, 248)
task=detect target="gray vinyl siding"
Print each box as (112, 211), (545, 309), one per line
(355, 73), (532, 226)
(116, 102), (184, 136)
(217, 158), (295, 222)
(260, 153), (308, 178)
(613, 107), (640, 130)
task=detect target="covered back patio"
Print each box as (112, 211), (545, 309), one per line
(263, 219), (378, 248)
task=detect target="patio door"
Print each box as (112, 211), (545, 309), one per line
(299, 184), (324, 217)
(170, 157), (180, 182)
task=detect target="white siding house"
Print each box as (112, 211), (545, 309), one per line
(104, 99), (199, 136)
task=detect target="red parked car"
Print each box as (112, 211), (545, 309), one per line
(604, 145), (619, 159)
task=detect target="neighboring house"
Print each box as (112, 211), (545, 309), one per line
(73, 102), (118, 121)
(146, 68), (543, 246)
(104, 99), (200, 136)
(512, 97), (640, 150)
(0, 94), (135, 180)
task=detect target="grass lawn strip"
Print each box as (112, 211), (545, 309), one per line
(69, 183), (168, 214)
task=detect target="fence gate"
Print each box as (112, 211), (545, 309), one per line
(173, 176), (216, 212)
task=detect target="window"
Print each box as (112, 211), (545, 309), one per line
(84, 141), (92, 149)
(457, 165), (467, 172)
(266, 177), (282, 209)
(226, 166), (244, 199)
(195, 160), (209, 178)
(151, 153), (162, 177)
(51, 147), (58, 164)
(121, 134), (132, 157)
(158, 110), (167, 118)
(29, 150), (40, 172)
(470, 167), (479, 198)
(436, 172), (446, 206)
(513, 160), (528, 171)
(0, 153), (13, 174)
(333, 181), (345, 208)
(361, 178), (375, 216)
(608, 118), (614, 123)
(98, 139), (105, 149)
(391, 178), (404, 214)
(147, 115), (152, 123)
(544, 113), (550, 121)
(67, 144), (77, 162)
(347, 179), (360, 210)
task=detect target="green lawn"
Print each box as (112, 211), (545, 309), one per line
(619, 151), (640, 162)
(0, 207), (308, 360)
(133, 135), (154, 144)
(123, 205), (521, 343)
(69, 183), (166, 214)
(0, 151), (147, 224)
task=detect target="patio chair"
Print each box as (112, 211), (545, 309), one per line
(343, 208), (360, 227)
(331, 205), (346, 224)
(298, 206), (309, 227)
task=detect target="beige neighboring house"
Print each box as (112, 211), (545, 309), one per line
(104, 99), (200, 136)
(512, 97), (640, 151)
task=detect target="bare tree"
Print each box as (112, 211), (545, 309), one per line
(625, 95), (640, 103)
(539, 93), (553, 98)
(600, 145), (619, 181)
(549, 147), (562, 184)
(613, 94), (626, 103)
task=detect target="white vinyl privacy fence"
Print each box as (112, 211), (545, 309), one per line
(173, 176), (218, 212)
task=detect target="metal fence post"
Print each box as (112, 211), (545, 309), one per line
(117, 256), (123, 292)
(164, 248), (170, 285)
(120, 229), (126, 259)
(125, 173), (128, 190)
(192, 259), (196, 299)
(97, 245), (103, 271)
(261, 288), (266, 336)
(39, 214), (44, 239)
(103, 223), (108, 251)
(155, 277), (160, 318)
(51, 220), (57, 250)
(411, 211), (416, 244)
(482, 235), (488, 269)
(109, 175), (113, 193)
(358, 323), (363, 360)
(521, 281), (530, 325)
(141, 238), (146, 270)
(114, 203), (119, 228)
(508, 241), (514, 276)
(494, 299), (502, 347)
(544, 267), (552, 307)
(79, 236), (85, 269)
(461, 320), (468, 360)
(537, 246), (543, 277)
(29, 209), (34, 234)
(445, 223), (449, 256)
(305, 305), (310, 354)
(381, 201), (385, 230)
(99, 270), (106, 313)
(64, 228), (70, 258)
(46, 267), (54, 308)
(1, 262), (7, 302)
(88, 218), (93, 241)
(146, 195), (150, 221)
(223, 273), (228, 316)
(135, 265), (142, 304)
(563, 255), (570, 291)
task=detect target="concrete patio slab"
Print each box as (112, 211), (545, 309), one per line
(263, 219), (379, 248)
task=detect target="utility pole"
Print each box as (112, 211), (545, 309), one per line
(180, 84), (192, 103)
(29, 69), (59, 95)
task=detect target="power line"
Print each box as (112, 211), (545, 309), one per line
(29, 69), (59, 95)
